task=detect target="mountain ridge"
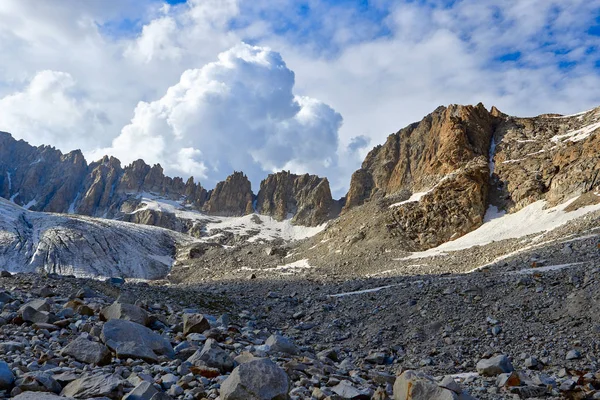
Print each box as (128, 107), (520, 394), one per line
(0, 131), (337, 227)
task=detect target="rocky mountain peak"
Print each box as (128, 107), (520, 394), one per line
(202, 171), (254, 216)
(256, 171), (338, 226)
(343, 103), (496, 211)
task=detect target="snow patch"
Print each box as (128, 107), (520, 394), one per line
(513, 262), (584, 275)
(68, 192), (81, 214)
(6, 172), (11, 191)
(551, 121), (600, 143)
(389, 191), (431, 208)
(330, 284), (400, 298)
(9, 192), (19, 203)
(23, 199), (37, 210)
(133, 193), (326, 243)
(401, 197), (600, 260)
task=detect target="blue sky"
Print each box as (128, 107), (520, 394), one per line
(0, 0), (599, 196)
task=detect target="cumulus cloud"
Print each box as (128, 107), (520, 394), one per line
(0, 70), (110, 150)
(90, 43), (342, 188)
(1, 0), (600, 197)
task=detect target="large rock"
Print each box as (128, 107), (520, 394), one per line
(61, 336), (112, 365)
(256, 171), (336, 226)
(14, 371), (61, 393)
(0, 361), (15, 390)
(331, 380), (372, 399)
(61, 373), (124, 399)
(100, 301), (149, 326)
(13, 393), (74, 400)
(21, 306), (57, 324)
(219, 358), (290, 400)
(187, 338), (234, 373)
(265, 334), (299, 355)
(393, 370), (462, 400)
(183, 313), (211, 336)
(123, 381), (172, 400)
(101, 319), (174, 362)
(476, 354), (514, 376)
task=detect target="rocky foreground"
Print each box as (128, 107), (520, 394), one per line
(1, 267), (600, 400)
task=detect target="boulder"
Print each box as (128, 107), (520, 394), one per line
(265, 334), (299, 355)
(14, 371), (62, 393)
(187, 338), (234, 373)
(61, 336), (112, 365)
(123, 381), (172, 400)
(331, 380), (372, 399)
(61, 373), (124, 399)
(183, 313), (210, 335)
(219, 358), (290, 400)
(0, 361), (15, 390)
(101, 319), (174, 362)
(100, 301), (149, 326)
(476, 355), (514, 376)
(393, 370), (463, 400)
(21, 306), (57, 324)
(13, 393), (74, 400)
(19, 298), (51, 312)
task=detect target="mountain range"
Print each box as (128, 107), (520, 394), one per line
(1, 102), (600, 277)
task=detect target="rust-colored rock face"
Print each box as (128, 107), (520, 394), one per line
(202, 172), (254, 217)
(344, 103), (495, 210)
(386, 157), (490, 250)
(340, 103), (600, 251)
(256, 171), (335, 226)
(491, 107), (600, 212)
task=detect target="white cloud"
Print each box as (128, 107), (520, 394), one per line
(90, 43), (342, 188)
(0, 0), (600, 198)
(0, 70), (110, 150)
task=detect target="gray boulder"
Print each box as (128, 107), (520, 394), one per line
(101, 319), (174, 362)
(101, 302), (149, 326)
(393, 370), (460, 400)
(14, 371), (62, 393)
(61, 373), (124, 398)
(0, 361), (15, 390)
(123, 381), (172, 400)
(265, 334), (299, 355)
(187, 338), (234, 373)
(476, 355), (514, 376)
(331, 380), (372, 399)
(61, 336), (112, 365)
(21, 306), (57, 324)
(183, 313), (211, 335)
(19, 298), (51, 312)
(220, 358), (289, 400)
(13, 394), (74, 400)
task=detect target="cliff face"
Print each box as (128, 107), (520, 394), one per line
(339, 103), (600, 252)
(344, 103), (496, 210)
(202, 172), (254, 217)
(256, 171), (336, 226)
(490, 108), (600, 212)
(0, 132), (209, 219)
